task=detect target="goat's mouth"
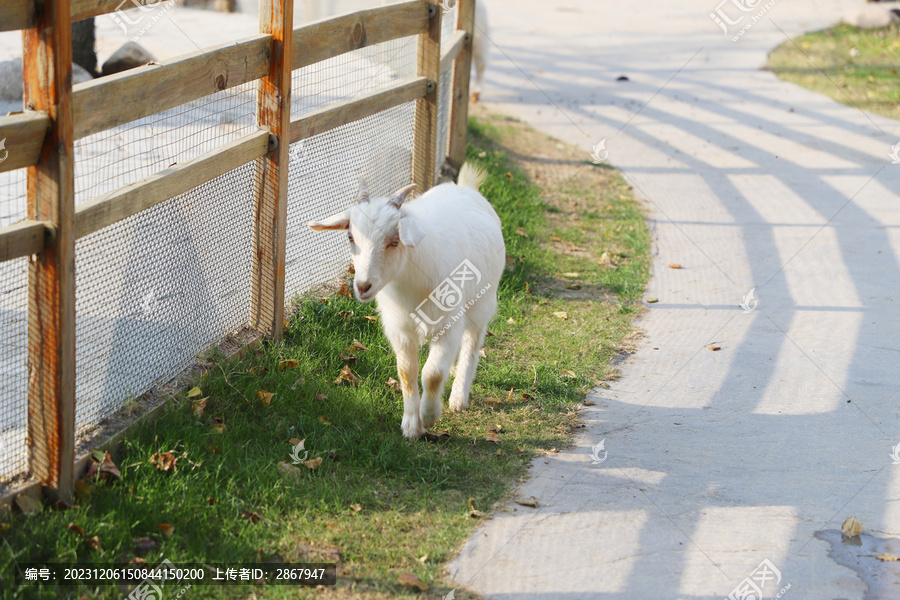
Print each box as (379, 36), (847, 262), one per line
(355, 288), (377, 303)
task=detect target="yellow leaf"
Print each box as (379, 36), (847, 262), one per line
(484, 398), (502, 405)
(398, 573), (428, 591)
(841, 516), (862, 537)
(467, 497), (484, 518)
(158, 524), (174, 538)
(506, 387), (515, 402)
(150, 451), (178, 472)
(301, 456), (323, 470)
(278, 359), (299, 371)
(506, 317), (516, 324)
(257, 390), (275, 405)
(362, 315), (378, 322)
(562, 272), (579, 277)
(560, 369), (577, 378)
(488, 424), (502, 433)
(318, 415), (333, 425)
(349, 503), (362, 512)
(187, 387), (202, 398)
(646, 297), (659, 303)
(334, 366), (360, 386)
(707, 345), (721, 351)
(552, 311), (568, 320)
(876, 553), (900, 562)
(417, 553), (429, 564)
(192, 397), (208, 419)
(668, 263), (682, 269)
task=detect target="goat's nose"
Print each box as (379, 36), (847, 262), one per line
(356, 280), (372, 295)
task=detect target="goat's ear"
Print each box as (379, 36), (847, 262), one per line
(308, 210), (350, 231)
(389, 183), (418, 208)
(398, 214), (425, 247)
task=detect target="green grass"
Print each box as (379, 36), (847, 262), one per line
(767, 22), (900, 120)
(0, 116), (649, 599)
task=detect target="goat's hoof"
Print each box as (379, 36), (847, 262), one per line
(420, 405), (442, 429)
(448, 397), (469, 412)
(401, 415), (425, 439)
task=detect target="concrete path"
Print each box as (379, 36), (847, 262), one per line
(449, 1), (900, 598)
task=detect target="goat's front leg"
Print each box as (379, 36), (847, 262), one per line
(420, 332), (461, 429)
(396, 341), (424, 439)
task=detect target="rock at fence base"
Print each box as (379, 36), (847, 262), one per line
(0, 59), (93, 103)
(102, 42), (156, 77)
(844, 6), (898, 28)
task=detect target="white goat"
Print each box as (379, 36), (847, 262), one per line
(471, 1), (489, 102)
(308, 163), (505, 438)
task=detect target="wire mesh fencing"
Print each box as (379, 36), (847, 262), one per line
(0, 0), (471, 487)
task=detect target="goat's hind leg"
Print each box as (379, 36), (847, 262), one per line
(449, 323), (486, 412)
(419, 329), (462, 429)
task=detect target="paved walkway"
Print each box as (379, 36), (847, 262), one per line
(449, 1), (900, 598)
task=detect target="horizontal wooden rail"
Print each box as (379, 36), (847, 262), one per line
(0, 219), (55, 262)
(292, 0), (428, 70)
(440, 29), (466, 74)
(70, 0), (161, 22)
(0, 0), (33, 31)
(289, 76), (428, 145)
(75, 128), (269, 238)
(73, 34), (271, 140)
(0, 111), (51, 173)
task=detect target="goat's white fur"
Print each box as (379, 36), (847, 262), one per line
(308, 163), (505, 438)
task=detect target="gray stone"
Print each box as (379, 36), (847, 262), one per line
(0, 59), (93, 104)
(102, 41), (156, 77)
(844, 5), (899, 28)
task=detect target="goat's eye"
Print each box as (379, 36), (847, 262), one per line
(388, 238), (400, 248)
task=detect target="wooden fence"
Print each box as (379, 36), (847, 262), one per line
(0, 0), (477, 505)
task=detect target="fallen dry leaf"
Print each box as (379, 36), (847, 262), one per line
(288, 438), (302, 446)
(562, 272), (579, 278)
(479, 348), (487, 358)
(349, 503), (362, 512)
(876, 553), (900, 562)
(467, 498), (483, 518)
(506, 387), (515, 402)
(515, 227), (529, 237)
(207, 445), (221, 454)
(257, 389), (275, 405)
(560, 369), (577, 378)
(211, 423), (226, 434)
(337, 283), (351, 298)
(250, 366), (268, 376)
(351, 339), (369, 351)
(318, 415), (332, 425)
(187, 387), (202, 398)
(334, 365), (360, 386)
(241, 510), (263, 523)
(158, 524), (174, 539)
(315, 393), (327, 401)
(600, 252), (618, 269)
(67, 523), (85, 536)
(278, 359), (299, 371)
(385, 377), (402, 392)
(646, 298), (659, 304)
(398, 573), (428, 591)
(516, 447), (525, 453)
(340, 353), (356, 363)
(192, 397), (208, 419)
(515, 496), (540, 508)
(486, 433), (502, 443)
(98, 451), (121, 481)
(552, 311), (568, 320)
(150, 451), (178, 473)
(301, 457), (323, 471)
(668, 263), (682, 269)
(207, 497), (216, 505)
(707, 345), (721, 351)
(583, 399), (596, 406)
(842, 516), (863, 537)
(484, 398), (502, 405)
(339, 310), (354, 322)
(488, 424), (503, 433)
(362, 315), (378, 323)
(521, 393), (534, 401)
(417, 553), (429, 564)
(84, 536), (103, 553)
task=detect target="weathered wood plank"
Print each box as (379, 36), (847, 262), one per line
(73, 34), (271, 140)
(288, 76), (428, 144)
(440, 29), (466, 74)
(292, 0), (428, 71)
(0, 0), (33, 31)
(0, 111), (51, 173)
(447, 0), (476, 170)
(0, 219), (53, 262)
(74, 129), (268, 238)
(251, 0), (292, 340)
(70, 0), (165, 23)
(412, 2), (440, 191)
(23, 0), (76, 502)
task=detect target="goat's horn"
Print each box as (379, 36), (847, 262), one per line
(390, 183), (418, 207)
(356, 178), (370, 204)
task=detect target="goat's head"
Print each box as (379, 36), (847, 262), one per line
(308, 180), (423, 302)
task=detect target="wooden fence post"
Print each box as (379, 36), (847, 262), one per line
(447, 0), (475, 171)
(412, 1), (441, 191)
(22, 0), (76, 501)
(252, 0), (293, 340)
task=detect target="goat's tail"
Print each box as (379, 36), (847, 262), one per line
(457, 162), (487, 191)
